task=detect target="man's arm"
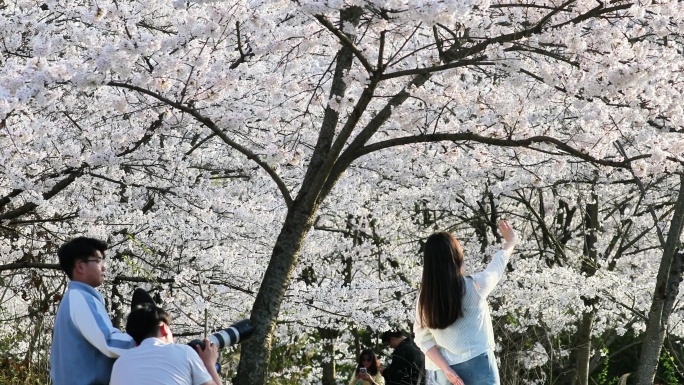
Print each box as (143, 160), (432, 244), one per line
(69, 290), (134, 357)
(381, 352), (398, 380)
(194, 339), (222, 385)
(200, 376), (219, 385)
(200, 368), (221, 385)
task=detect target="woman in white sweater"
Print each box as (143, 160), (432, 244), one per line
(414, 220), (518, 385)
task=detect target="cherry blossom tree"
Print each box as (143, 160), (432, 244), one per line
(3, 0), (684, 384)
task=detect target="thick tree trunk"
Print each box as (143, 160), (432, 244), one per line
(234, 204), (316, 385)
(636, 174), (684, 385)
(234, 8), (362, 384)
(320, 328), (340, 385)
(573, 312), (595, 385)
(321, 340), (336, 385)
(575, 193), (599, 385)
(110, 257), (126, 329)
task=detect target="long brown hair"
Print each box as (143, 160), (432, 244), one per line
(418, 232), (466, 329)
(356, 349), (380, 376)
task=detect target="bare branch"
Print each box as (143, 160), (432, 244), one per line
(354, 132), (629, 168)
(108, 81), (293, 208)
(441, 0), (630, 63)
(116, 112), (166, 157)
(314, 14), (374, 74)
(0, 189), (22, 211)
(0, 262), (60, 272)
(614, 141), (666, 247)
(377, 30), (386, 72)
(184, 133), (217, 156)
(553, 3), (633, 29)
(505, 45), (579, 67)
(90, 172), (176, 195)
(114, 275), (254, 295)
(379, 57), (494, 81)
(0, 167), (84, 221)
(230, 21), (254, 69)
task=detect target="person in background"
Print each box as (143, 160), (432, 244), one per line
(380, 330), (425, 385)
(350, 348), (386, 385)
(50, 237), (135, 385)
(414, 220), (518, 385)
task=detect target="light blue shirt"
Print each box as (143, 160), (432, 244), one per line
(50, 281), (135, 385)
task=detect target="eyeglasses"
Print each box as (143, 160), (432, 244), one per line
(362, 357), (372, 362)
(82, 258), (104, 265)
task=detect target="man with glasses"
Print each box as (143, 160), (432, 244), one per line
(50, 237), (135, 385)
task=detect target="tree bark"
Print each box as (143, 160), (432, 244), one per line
(636, 173), (684, 385)
(568, 191), (599, 385)
(320, 328), (340, 385)
(573, 312), (595, 385)
(321, 339), (336, 385)
(234, 7), (362, 384)
(576, 192), (599, 385)
(110, 277), (125, 330)
(234, 203), (317, 384)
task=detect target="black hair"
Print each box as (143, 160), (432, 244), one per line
(381, 330), (404, 343)
(57, 237), (108, 279)
(418, 232), (466, 329)
(125, 303), (172, 345)
(356, 349), (380, 376)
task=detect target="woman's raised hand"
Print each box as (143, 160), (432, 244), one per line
(498, 220), (518, 251)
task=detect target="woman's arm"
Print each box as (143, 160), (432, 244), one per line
(414, 307), (463, 385)
(413, 302), (437, 353)
(424, 347), (463, 385)
(471, 220), (518, 297)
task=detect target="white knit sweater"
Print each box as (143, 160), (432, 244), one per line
(414, 249), (511, 369)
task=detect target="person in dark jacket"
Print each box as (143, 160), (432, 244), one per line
(380, 331), (425, 385)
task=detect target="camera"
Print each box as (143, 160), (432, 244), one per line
(187, 319), (255, 350)
(130, 288), (254, 358)
(359, 367), (367, 374)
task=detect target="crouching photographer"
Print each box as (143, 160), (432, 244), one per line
(110, 302), (222, 385)
(110, 288), (255, 385)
